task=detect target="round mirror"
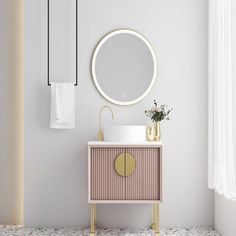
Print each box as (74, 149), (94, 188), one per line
(92, 29), (157, 105)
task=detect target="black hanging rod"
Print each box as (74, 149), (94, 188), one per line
(47, 0), (78, 86)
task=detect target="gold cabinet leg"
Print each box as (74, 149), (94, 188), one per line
(151, 203), (160, 236)
(90, 204), (96, 236)
(94, 204), (97, 230)
(156, 203), (160, 235)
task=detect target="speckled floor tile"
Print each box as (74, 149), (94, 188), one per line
(0, 226), (220, 236)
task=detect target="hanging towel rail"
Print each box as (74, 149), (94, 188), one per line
(47, 0), (78, 86)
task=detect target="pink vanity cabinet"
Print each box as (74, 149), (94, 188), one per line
(88, 141), (162, 236)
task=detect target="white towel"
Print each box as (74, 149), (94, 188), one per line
(50, 82), (75, 129)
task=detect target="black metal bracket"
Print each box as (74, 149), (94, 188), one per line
(47, 0), (78, 86)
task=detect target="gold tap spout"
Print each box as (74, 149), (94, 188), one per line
(98, 106), (115, 141)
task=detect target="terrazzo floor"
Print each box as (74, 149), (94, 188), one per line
(0, 226), (220, 236)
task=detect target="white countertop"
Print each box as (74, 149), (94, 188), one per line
(88, 141), (163, 146)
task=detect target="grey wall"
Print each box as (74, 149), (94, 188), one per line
(215, 193), (236, 236)
(0, 0), (23, 225)
(24, 0), (213, 228)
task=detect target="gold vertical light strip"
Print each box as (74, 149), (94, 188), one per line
(15, 0), (24, 225)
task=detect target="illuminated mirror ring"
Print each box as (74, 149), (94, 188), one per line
(92, 29), (157, 106)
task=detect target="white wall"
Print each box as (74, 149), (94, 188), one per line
(0, 0), (23, 225)
(24, 0), (213, 228)
(215, 193), (236, 236)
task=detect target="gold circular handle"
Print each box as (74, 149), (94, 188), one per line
(115, 153), (136, 177)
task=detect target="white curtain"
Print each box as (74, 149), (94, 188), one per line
(208, 0), (236, 200)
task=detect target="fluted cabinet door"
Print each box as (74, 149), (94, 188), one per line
(126, 148), (161, 201)
(106, 148), (126, 200)
(143, 148), (161, 200)
(125, 148), (144, 200)
(91, 148), (107, 200)
(90, 147), (125, 200)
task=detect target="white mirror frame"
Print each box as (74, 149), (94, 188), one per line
(91, 29), (157, 106)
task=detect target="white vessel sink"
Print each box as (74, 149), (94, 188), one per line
(103, 125), (146, 142)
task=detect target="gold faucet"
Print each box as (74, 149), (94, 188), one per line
(98, 106), (115, 141)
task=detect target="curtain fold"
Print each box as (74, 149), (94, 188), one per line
(208, 0), (236, 200)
